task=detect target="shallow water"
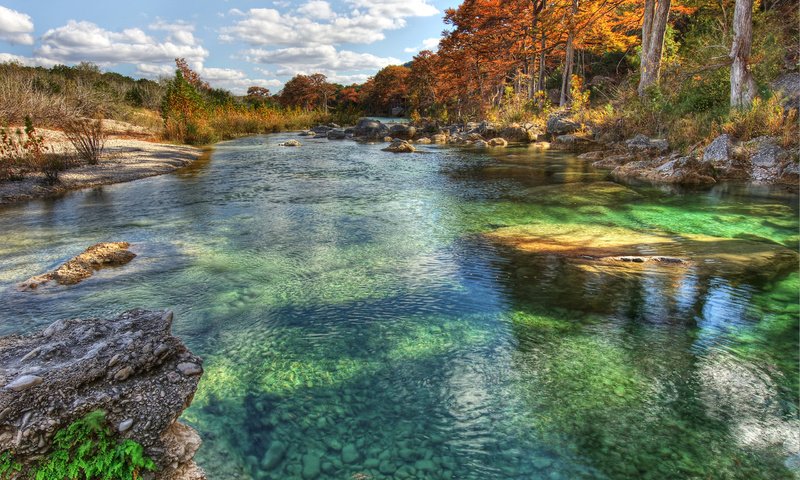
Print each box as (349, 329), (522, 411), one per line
(0, 134), (798, 479)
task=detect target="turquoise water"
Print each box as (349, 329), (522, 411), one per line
(0, 134), (797, 479)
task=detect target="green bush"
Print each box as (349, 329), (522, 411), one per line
(0, 410), (157, 480)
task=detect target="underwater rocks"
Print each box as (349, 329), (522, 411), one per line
(485, 223), (798, 280)
(0, 309), (205, 479)
(521, 182), (642, 206)
(19, 242), (136, 289)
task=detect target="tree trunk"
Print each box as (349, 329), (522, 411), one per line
(638, 0), (672, 96)
(560, 0), (579, 106)
(730, 0), (756, 108)
(538, 30), (547, 93)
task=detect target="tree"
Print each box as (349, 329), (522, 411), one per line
(175, 58), (210, 91)
(729, 0), (756, 108)
(247, 86), (271, 98)
(560, 0), (580, 106)
(637, 0), (672, 96)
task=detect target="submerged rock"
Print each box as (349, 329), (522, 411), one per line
(0, 309), (205, 478)
(485, 223), (798, 280)
(19, 242), (136, 289)
(522, 182), (642, 206)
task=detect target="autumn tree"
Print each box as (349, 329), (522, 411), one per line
(360, 66), (411, 115)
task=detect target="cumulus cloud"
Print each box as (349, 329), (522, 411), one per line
(221, 0), (437, 47)
(0, 5), (34, 45)
(135, 62), (281, 94)
(35, 20), (208, 66)
(245, 45), (399, 74)
(404, 37), (440, 53)
(0, 52), (58, 67)
(297, 0), (336, 20)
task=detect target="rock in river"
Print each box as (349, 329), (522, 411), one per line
(19, 241), (136, 289)
(0, 309), (205, 478)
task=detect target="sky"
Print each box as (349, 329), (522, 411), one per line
(0, 0), (452, 94)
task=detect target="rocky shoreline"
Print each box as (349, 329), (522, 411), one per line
(299, 113), (798, 186)
(0, 309), (205, 479)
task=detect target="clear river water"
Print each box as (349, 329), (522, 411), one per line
(0, 133), (798, 479)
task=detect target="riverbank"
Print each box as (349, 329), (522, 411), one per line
(0, 126), (204, 205)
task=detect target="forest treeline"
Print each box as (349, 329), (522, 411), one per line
(0, 0), (797, 148)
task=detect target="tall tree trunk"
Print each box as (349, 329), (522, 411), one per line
(730, 0), (756, 108)
(638, 0), (672, 96)
(560, 0), (579, 106)
(538, 30), (547, 93)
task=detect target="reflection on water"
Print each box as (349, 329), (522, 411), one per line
(0, 134), (797, 479)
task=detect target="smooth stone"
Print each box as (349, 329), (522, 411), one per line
(414, 459), (436, 471)
(364, 458), (380, 468)
(342, 443), (359, 463)
(118, 419), (134, 433)
(5, 375), (43, 391)
(302, 452), (321, 479)
(533, 456), (554, 469)
(379, 460), (397, 475)
(177, 362), (203, 376)
(261, 440), (288, 470)
(325, 438), (342, 451)
(114, 366), (134, 381)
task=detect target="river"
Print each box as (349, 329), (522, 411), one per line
(1, 134), (797, 479)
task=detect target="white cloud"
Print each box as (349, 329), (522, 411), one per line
(148, 19), (196, 45)
(0, 52), (58, 67)
(245, 45), (399, 73)
(35, 20), (208, 66)
(404, 37), (440, 54)
(0, 5), (34, 45)
(135, 62), (281, 94)
(221, 0), (437, 47)
(297, 0), (336, 20)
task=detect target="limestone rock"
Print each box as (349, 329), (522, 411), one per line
(281, 139), (302, 147)
(702, 134), (733, 171)
(354, 118), (389, 140)
(546, 111), (581, 135)
(19, 242), (136, 289)
(625, 134), (669, 153)
(0, 309), (205, 478)
(326, 129), (346, 140)
(747, 136), (789, 183)
(431, 133), (448, 144)
(382, 140), (415, 153)
(488, 138), (508, 147)
(388, 124), (416, 140)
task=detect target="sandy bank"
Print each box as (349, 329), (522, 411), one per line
(0, 128), (204, 205)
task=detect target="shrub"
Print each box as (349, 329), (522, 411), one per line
(0, 116), (50, 180)
(64, 118), (106, 165)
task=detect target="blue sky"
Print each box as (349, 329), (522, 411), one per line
(0, 0), (453, 93)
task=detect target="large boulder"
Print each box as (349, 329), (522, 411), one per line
(326, 128), (346, 140)
(488, 138), (508, 147)
(382, 140), (415, 153)
(501, 123), (539, 143)
(702, 134), (734, 171)
(0, 310), (205, 478)
(747, 136), (789, 182)
(625, 134), (669, 153)
(612, 155), (716, 185)
(388, 124), (417, 140)
(771, 72), (800, 111)
(311, 125), (332, 135)
(546, 111), (581, 135)
(354, 118), (389, 140)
